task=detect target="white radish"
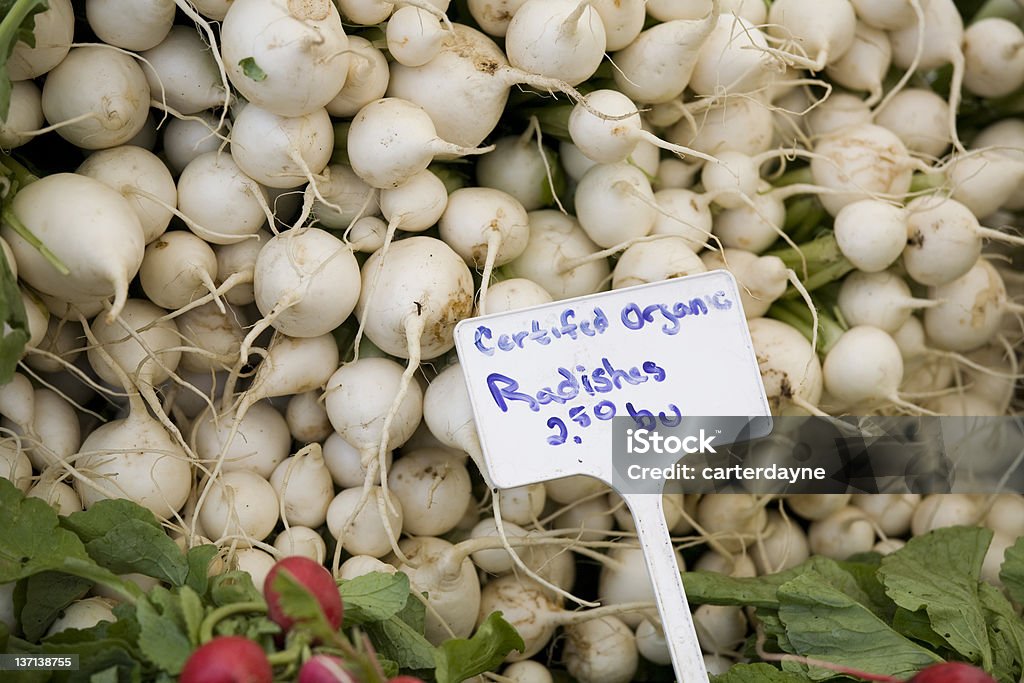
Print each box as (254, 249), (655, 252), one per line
(27, 475), (82, 516)
(3, 388), (80, 471)
(504, 0), (607, 87)
(689, 15), (774, 97)
(191, 400), (291, 478)
(962, 18), (1024, 98)
(808, 507), (876, 559)
(575, 163), (657, 248)
(234, 333), (340, 418)
(199, 470), (280, 543)
(86, 0), (174, 51)
(141, 26), (228, 116)
(347, 98), (491, 189)
(752, 510), (810, 573)
(230, 104), (333, 189)
(0, 437), (32, 492)
(177, 152), (270, 245)
(273, 526), (327, 563)
(221, 0), (350, 117)
(477, 278), (553, 315)
(948, 150), (1024, 220)
(285, 391), (332, 444)
(323, 432), (394, 490)
(873, 88), (951, 159)
(233, 548), (278, 587)
(806, 93), (873, 138)
(7, 0), (74, 80)
(214, 232), (269, 306)
(162, 112), (227, 176)
(851, 0), (917, 30)
(837, 270), (936, 333)
(825, 22), (891, 103)
(312, 165), (381, 231)
(387, 5), (445, 67)
(910, 494), (979, 536)
(325, 486), (403, 558)
(768, 0), (857, 70)
(747, 317), (824, 414)
(46, 598), (116, 636)
(564, 616), (639, 683)
(176, 302), (246, 374)
(40, 46), (151, 151)
(269, 443), (334, 528)
(252, 227), (361, 338)
(852, 493), (920, 537)
(326, 37), (391, 119)
(476, 134), (563, 212)
(832, 199), (908, 273)
(139, 232), (220, 310)
(924, 259), (1014, 353)
(0, 81), (44, 150)
(86, 299), (181, 389)
(77, 145), (176, 245)
(711, 182), (785, 254)
(612, 237), (706, 290)
(387, 448), (472, 536)
(823, 325), (917, 411)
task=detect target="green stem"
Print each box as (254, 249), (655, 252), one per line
(60, 558), (143, 605)
(198, 601), (267, 643)
(784, 257), (856, 297)
(766, 233), (845, 272)
(0, 206), (70, 275)
(772, 166), (813, 188)
(782, 197), (815, 231)
(266, 643), (305, 666)
(909, 170), (947, 194)
(0, 155), (39, 188)
(768, 298), (847, 355)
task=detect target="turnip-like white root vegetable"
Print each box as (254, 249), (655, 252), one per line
(973, 120), (1024, 210)
(221, 0), (350, 117)
(851, 0), (917, 30)
(0, 81), (44, 150)
(0, 373), (34, 431)
(962, 18), (1024, 98)
(339, 555), (398, 580)
(589, 0), (644, 51)
(177, 152), (270, 245)
(983, 495), (1024, 539)
(27, 472), (83, 515)
(214, 230), (270, 307)
(825, 22), (891, 104)
(269, 443), (334, 528)
(175, 302), (246, 374)
(804, 93), (872, 138)
(22, 288), (49, 349)
(889, 0), (966, 152)
(0, 437), (32, 492)
(76, 145), (176, 245)
(497, 484), (546, 527)
(611, 1), (720, 103)
(852, 493), (920, 537)
(387, 448), (472, 536)
(326, 486), (404, 558)
(161, 112), (226, 176)
(837, 270), (937, 333)
(251, 227), (361, 339)
(552, 495), (616, 542)
(747, 318), (824, 415)
(924, 259), (1018, 353)
(665, 97), (774, 158)
(327, 37), (390, 118)
(808, 507), (876, 559)
(809, 123), (916, 216)
(466, 0), (528, 36)
(232, 547), (278, 586)
(387, 5), (446, 68)
(191, 400), (290, 478)
(86, 0), (174, 51)
(139, 232), (221, 311)
(478, 576), (560, 659)
(694, 605), (747, 656)
(476, 131), (562, 212)
(689, 15), (775, 98)
(696, 493), (768, 554)
(2, 388), (80, 471)
(503, 661), (554, 683)
(504, 211), (610, 299)
(233, 332), (340, 419)
(438, 187), (530, 311)
(787, 493), (850, 521)
(311, 165), (380, 231)
(323, 433), (394, 490)
(564, 616), (639, 683)
(141, 26), (229, 116)
(911, 494), (980, 536)
(948, 150), (1024, 220)
(273, 526), (327, 563)
(905, 197), (1024, 287)
(568, 90), (718, 166)
(700, 249), (790, 319)
(610, 237), (706, 290)
(348, 98), (493, 189)
(86, 299), (181, 389)
(39, 47), (151, 151)
(575, 163), (657, 249)
(199, 470), (280, 544)
(2, 173), (144, 321)
(46, 598), (117, 637)
(634, 619), (672, 667)
(822, 325), (923, 411)
(230, 104), (333, 190)
(7, 0), (74, 81)
(767, 0), (857, 71)
(387, 536), (481, 642)
(710, 183), (785, 255)
(505, 0), (606, 87)
(477, 278), (553, 315)
(832, 199), (907, 273)
(285, 391), (332, 444)
(752, 510), (810, 573)
(873, 89), (951, 159)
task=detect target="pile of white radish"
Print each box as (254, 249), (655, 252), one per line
(2, 0), (1024, 679)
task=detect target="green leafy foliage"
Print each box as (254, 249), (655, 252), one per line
(0, 0), (49, 121)
(999, 535), (1024, 605)
(0, 245), (28, 383)
(338, 572), (411, 626)
(434, 611), (525, 683)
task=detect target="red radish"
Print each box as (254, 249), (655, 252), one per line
(909, 663), (997, 682)
(180, 636), (272, 683)
(263, 556), (344, 632)
(297, 655), (360, 683)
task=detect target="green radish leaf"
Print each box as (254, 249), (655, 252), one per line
(338, 571), (410, 626)
(0, 246), (28, 384)
(177, 586), (205, 647)
(61, 499), (163, 543)
(364, 615), (437, 671)
(0, 0), (50, 121)
(977, 582), (1024, 680)
(209, 571), (262, 606)
(999, 535), (1024, 605)
(184, 544), (219, 596)
(18, 571), (92, 642)
(0, 478), (94, 583)
(777, 572), (943, 680)
(136, 593), (192, 675)
(712, 663), (812, 682)
(84, 519), (188, 586)
(878, 527), (994, 670)
(434, 611), (524, 683)
(238, 57), (267, 81)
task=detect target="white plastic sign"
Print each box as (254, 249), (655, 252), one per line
(455, 271), (771, 683)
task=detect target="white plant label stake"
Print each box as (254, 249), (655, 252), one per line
(455, 270), (771, 683)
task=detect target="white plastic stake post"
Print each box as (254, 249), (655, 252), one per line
(625, 491), (707, 682)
